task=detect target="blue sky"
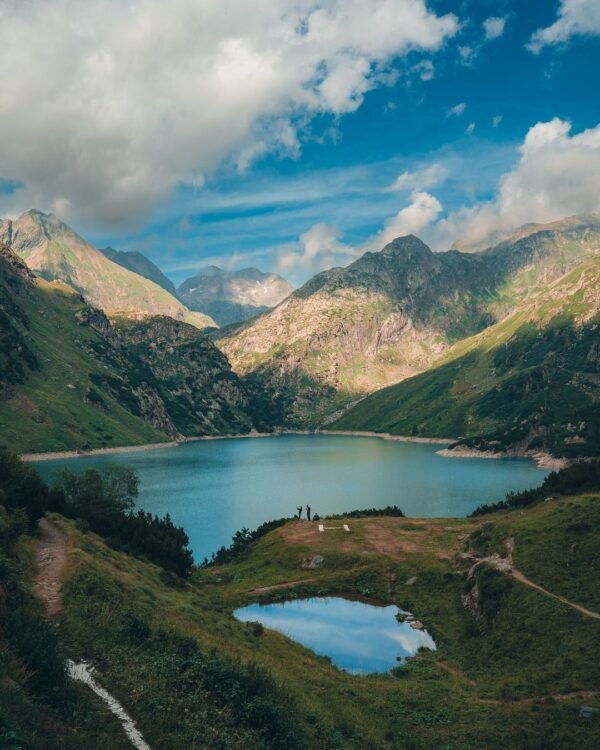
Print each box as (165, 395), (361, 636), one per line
(1, 1), (599, 286)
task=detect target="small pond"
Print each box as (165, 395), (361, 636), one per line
(234, 597), (435, 675)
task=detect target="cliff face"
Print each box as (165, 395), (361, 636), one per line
(0, 244), (264, 453)
(219, 218), (600, 426)
(0, 211), (215, 329)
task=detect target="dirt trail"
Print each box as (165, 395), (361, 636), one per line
(33, 517), (67, 618)
(509, 568), (600, 620)
(468, 537), (600, 621)
(249, 578), (315, 594)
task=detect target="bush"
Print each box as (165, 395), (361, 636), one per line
(0, 448), (48, 528)
(50, 466), (193, 576)
(470, 460), (600, 516)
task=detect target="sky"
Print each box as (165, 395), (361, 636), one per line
(1, 0), (599, 286)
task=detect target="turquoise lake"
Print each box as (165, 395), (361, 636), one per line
(35, 434), (548, 561)
(234, 597), (436, 675)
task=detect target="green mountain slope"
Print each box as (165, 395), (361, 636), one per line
(220, 217), (600, 426)
(332, 257), (600, 459)
(0, 243), (263, 453)
(99, 246), (177, 295)
(178, 265), (293, 326)
(0, 211), (215, 329)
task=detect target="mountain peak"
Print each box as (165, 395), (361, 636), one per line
(178, 266), (293, 326)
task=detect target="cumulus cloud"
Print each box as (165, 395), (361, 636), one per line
(0, 0), (458, 229)
(483, 16), (507, 40)
(367, 191), (443, 250)
(275, 222), (356, 280)
(447, 102), (466, 117)
(386, 163), (447, 192)
(529, 0), (600, 52)
(440, 118), (600, 248)
(465, 122), (476, 136)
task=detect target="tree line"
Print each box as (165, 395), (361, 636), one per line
(0, 448), (193, 576)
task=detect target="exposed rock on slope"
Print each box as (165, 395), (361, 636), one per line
(0, 243), (262, 453)
(333, 257), (600, 459)
(219, 218), (600, 425)
(178, 265), (293, 325)
(0, 211), (215, 329)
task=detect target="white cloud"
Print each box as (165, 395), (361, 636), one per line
(368, 191), (443, 249)
(528, 0), (600, 52)
(492, 115), (503, 128)
(483, 16), (507, 40)
(441, 118), (600, 248)
(465, 122), (476, 136)
(275, 222), (356, 280)
(457, 45), (476, 65)
(411, 59), (435, 80)
(386, 163), (447, 192)
(0, 0), (458, 229)
(447, 102), (466, 117)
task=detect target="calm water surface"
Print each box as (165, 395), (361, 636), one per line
(234, 597), (436, 675)
(36, 435), (548, 560)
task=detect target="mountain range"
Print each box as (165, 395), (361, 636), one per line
(219, 215), (600, 427)
(0, 241), (275, 452)
(333, 255), (600, 459)
(0, 208), (599, 460)
(0, 210), (215, 328)
(178, 265), (293, 325)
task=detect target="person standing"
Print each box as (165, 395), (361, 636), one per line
(306, 504), (311, 521)
(297, 505), (303, 519)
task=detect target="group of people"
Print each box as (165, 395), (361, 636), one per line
(296, 504), (313, 521)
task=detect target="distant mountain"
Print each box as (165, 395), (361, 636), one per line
(99, 246), (177, 295)
(178, 265), (293, 326)
(333, 256), (600, 460)
(0, 242), (270, 453)
(219, 216), (600, 426)
(0, 211), (215, 329)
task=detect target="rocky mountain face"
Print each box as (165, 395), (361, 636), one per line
(99, 246), (177, 296)
(0, 211), (215, 329)
(219, 217), (600, 426)
(0, 242), (265, 453)
(333, 256), (600, 460)
(178, 265), (293, 326)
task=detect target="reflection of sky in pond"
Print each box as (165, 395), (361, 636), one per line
(234, 597), (435, 675)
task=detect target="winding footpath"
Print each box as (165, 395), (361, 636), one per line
(467, 537), (600, 620)
(33, 517), (152, 750)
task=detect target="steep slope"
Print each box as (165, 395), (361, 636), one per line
(99, 246), (177, 295)
(0, 243), (262, 453)
(333, 257), (600, 460)
(220, 218), (600, 426)
(178, 265), (293, 325)
(0, 211), (215, 328)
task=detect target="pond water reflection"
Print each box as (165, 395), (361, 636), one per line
(234, 596), (435, 675)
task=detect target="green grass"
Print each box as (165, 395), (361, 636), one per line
(0, 281), (167, 453)
(42, 490), (600, 749)
(333, 259), (600, 458)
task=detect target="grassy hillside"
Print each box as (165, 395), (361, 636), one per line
(6, 488), (597, 749)
(333, 258), (600, 459)
(0, 210), (214, 328)
(0, 244), (266, 453)
(220, 217), (600, 426)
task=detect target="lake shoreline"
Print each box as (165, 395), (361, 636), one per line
(21, 429), (562, 469)
(437, 446), (569, 470)
(20, 429), (455, 462)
